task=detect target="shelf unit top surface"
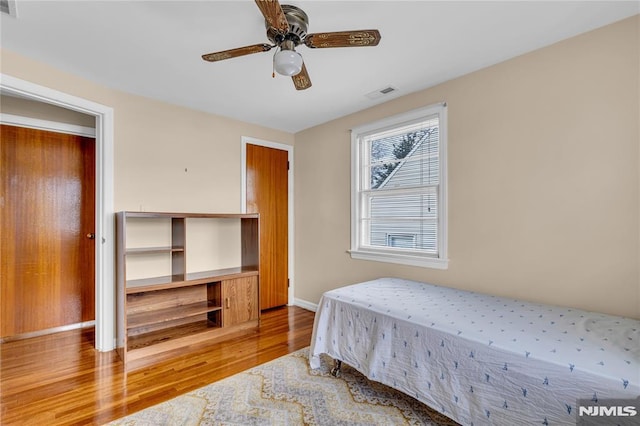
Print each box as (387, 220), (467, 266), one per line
(121, 211), (259, 219)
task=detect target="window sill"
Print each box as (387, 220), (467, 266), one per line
(349, 249), (449, 270)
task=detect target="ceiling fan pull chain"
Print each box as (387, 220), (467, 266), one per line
(272, 46), (278, 78)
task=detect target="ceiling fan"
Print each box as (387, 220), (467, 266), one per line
(202, 0), (381, 90)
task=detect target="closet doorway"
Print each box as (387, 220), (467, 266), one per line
(0, 75), (114, 352)
(1, 125), (96, 337)
(243, 139), (293, 310)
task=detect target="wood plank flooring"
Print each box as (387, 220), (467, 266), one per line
(0, 306), (315, 425)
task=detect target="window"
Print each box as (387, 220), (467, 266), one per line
(350, 103), (448, 269)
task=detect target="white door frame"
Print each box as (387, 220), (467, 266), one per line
(1, 74), (115, 351)
(240, 137), (294, 305)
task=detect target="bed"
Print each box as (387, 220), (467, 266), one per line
(309, 278), (640, 425)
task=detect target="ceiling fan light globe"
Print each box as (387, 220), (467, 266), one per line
(274, 50), (303, 76)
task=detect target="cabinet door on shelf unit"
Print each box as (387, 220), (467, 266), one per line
(223, 276), (258, 327)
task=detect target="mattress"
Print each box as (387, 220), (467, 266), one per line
(309, 278), (640, 425)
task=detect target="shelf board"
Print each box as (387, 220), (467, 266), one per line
(125, 246), (185, 255)
(126, 275), (184, 292)
(186, 267), (258, 281)
(124, 319), (260, 369)
(127, 320), (220, 351)
(126, 267), (259, 294)
(127, 301), (221, 330)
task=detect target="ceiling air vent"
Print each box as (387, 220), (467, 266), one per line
(365, 85), (398, 100)
(1, 0), (17, 17)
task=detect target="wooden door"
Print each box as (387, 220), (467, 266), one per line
(1, 124), (95, 337)
(223, 276), (259, 326)
(246, 144), (288, 310)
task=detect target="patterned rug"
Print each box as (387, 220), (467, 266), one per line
(108, 347), (459, 425)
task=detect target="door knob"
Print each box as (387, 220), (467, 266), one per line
(86, 233), (96, 239)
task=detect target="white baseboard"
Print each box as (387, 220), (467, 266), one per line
(293, 298), (318, 312)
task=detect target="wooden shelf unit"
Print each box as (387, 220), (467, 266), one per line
(116, 211), (260, 370)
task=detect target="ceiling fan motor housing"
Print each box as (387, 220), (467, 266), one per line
(266, 4), (309, 45)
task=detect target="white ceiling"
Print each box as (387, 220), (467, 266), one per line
(1, 1), (638, 133)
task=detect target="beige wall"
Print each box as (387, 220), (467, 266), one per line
(0, 48), (294, 214)
(0, 48), (294, 273)
(1, 16), (638, 320)
(294, 16), (640, 318)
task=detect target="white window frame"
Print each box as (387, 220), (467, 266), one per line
(350, 102), (448, 269)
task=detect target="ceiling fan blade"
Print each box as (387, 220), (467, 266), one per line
(202, 44), (273, 62)
(292, 63), (312, 90)
(305, 30), (381, 48)
(255, 0), (289, 35)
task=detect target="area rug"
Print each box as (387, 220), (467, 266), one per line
(107, 347), (459, 425)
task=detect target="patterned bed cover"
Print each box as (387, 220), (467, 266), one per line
(309, 278), (640, 425)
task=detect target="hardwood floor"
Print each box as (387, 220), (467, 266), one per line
(0, 306), (315, 425)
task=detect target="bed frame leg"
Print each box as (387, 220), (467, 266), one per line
(330, 360), (342, 377)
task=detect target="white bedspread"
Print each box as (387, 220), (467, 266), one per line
(309, 278), (640, 425)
